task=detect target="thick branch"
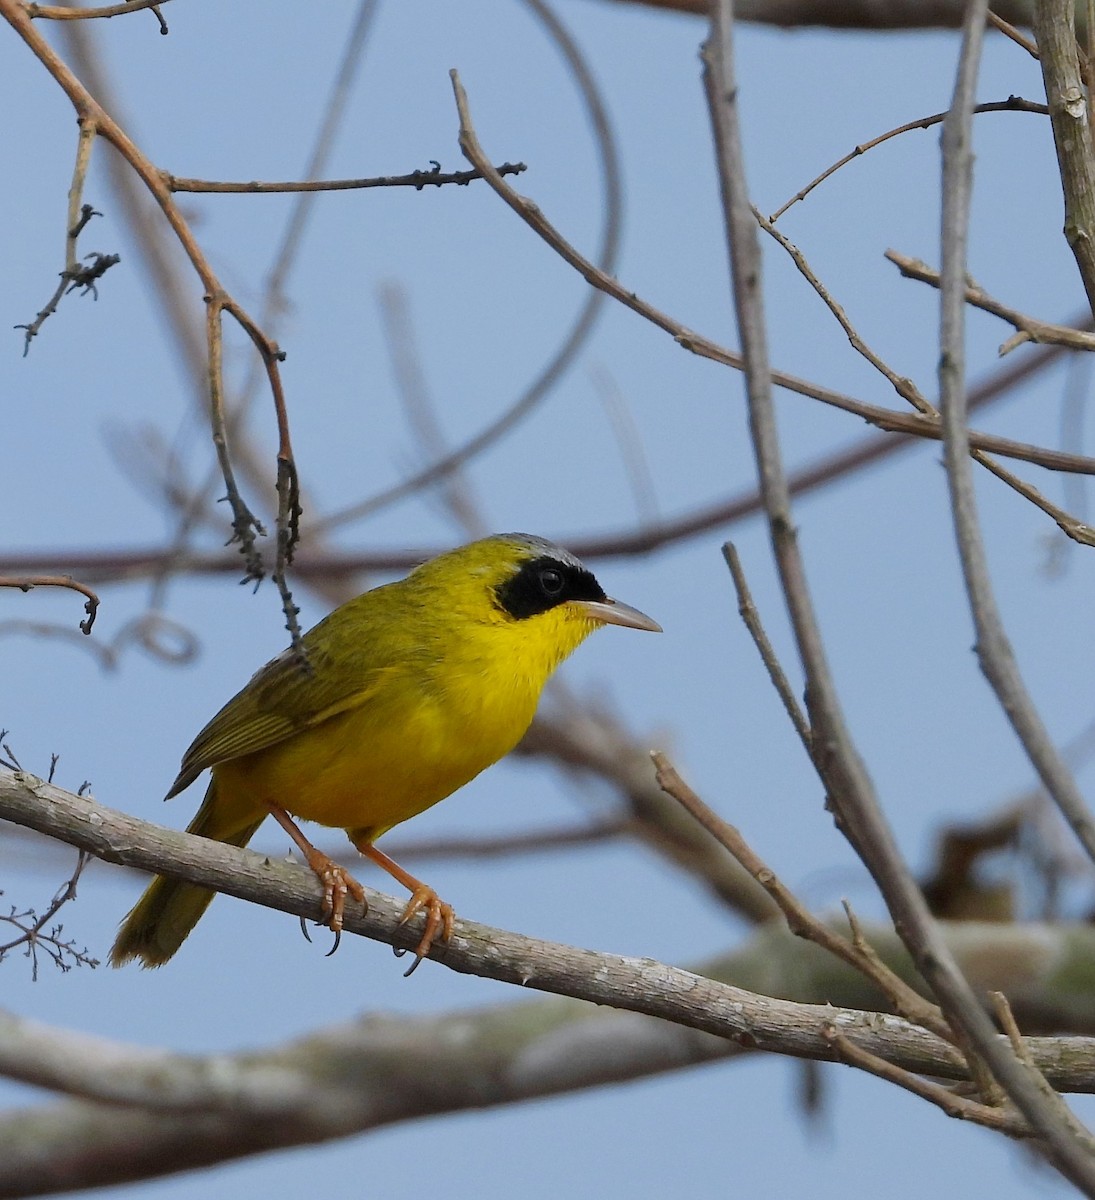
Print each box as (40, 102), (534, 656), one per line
(1035, 0), (1095, 319)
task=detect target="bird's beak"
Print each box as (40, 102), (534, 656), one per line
(570, 597), (662, 632)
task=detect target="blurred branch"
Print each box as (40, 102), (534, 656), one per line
(379, 282), (487, 538)
(352, 817), (632, 863)
(519, 704), (779, 924)
(316, 0), (623, 537)
(590, 0), (1037, 24)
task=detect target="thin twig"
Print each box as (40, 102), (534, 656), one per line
(24, 0), (167, 21)
(0, 851), (99, 979)
(1, 0), (295, 595)
(768, 96), (1045, 222)
(443, 73), (1095, 539)
(990, 992), (1095, 1147)
(988, 9), (1040, 56)
(824, 1028), (1031, 1136)
(761, 226), (1095, 546)
(651, 752), (952, 1040)
(141, 0), (380, 631)
(163, 162), (526, 194)
(379, 282), (487, 538)
(887, 249), (1095, 352)
(720, 543), (810, 747)
(0, 575), (99, 634)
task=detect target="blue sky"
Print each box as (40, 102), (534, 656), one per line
(4, 2), (1095, 1196)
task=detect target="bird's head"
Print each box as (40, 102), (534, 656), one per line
(410, 533), (661, 648)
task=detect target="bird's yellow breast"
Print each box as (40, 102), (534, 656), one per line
(212, 598), (597, 841)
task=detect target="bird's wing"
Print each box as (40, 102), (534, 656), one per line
(166, 605), (404, 797)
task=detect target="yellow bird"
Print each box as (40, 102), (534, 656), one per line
(110, 533), (660, 971)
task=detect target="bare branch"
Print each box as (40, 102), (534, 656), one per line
(770, 95), (1046, 222)
(0, 575), (99, 634)
(163, 162), (526, 194)
(887, 248), (1095, 352)
(1034, 0), (1095, 318)
(24, 0), (168, 22)
(651, 752), (951, 1039)
(936, 1), (1095, 1182)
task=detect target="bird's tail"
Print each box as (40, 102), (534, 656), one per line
(109, 778), (265, 968)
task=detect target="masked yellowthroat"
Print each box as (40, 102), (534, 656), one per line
(110, 533), (660, 971)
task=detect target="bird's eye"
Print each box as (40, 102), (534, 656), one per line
(539, 568), (564, 595)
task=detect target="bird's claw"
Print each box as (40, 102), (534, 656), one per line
(303, 852), (366, 955)
(393, 885), (454, 976)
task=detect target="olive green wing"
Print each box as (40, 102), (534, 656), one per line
(166, 591), (408, 797)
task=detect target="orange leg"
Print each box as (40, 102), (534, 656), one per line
(268, 803), (366, 949)
(350, 838), (454, 974)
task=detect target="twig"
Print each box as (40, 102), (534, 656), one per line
(769, 95), (1046, 222)
(15, 118), (115, 353)
(0, 575), (99, 634)
(1, 0), (295, 596)
(720, 543), (810, 748)
(443, 75), (1095, 546)
(379, 282), (487, 537)
(0, 851), (99, 980)
(651, 752), (952, 1040)
(757, 220), (1095, 545)
(772, 231), (1095, 545)
(824, 1027), (1030, 1136)
(990, 992), (1095, 1148)
(25, 0), (167, 21)
(756, 209), (931, 411)
(886, 249), (1095, 353)
(163, 162), (526, 194)
(137, 1), (381, 629)
(988, 9), (1040, 56)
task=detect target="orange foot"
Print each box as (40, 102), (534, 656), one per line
(302, 847), (366, 955)
(396, 885), (455, 976)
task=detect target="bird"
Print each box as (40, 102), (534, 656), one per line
(110, 533), (660, 972)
